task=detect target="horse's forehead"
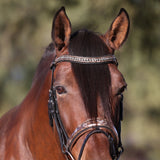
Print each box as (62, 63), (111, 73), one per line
(54, 62), (126, 87)
(56, 62), (72, 73)
(54, 62), (74, 83)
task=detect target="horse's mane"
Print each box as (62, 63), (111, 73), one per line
(69, 30), (112, 119)
(31, 43), (55, 87)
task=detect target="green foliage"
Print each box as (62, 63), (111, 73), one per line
(0, 0), (160, 159)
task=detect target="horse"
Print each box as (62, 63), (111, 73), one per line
(0, 7), (130, 160)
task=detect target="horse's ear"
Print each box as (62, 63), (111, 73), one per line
(105, 8), (130, 50)
(52, 7), (71, 51)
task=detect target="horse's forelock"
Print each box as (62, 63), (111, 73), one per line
(69, 30), (112, 119)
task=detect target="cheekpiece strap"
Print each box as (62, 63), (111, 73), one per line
(50, 55), (118, 68)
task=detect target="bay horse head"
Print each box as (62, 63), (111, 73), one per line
(0, 6), (129, 160)
(48, 7), (129, 160)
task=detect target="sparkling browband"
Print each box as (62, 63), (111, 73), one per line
(51, 55), (118, 68)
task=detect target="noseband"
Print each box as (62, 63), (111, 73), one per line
(48, 54), (123, 160)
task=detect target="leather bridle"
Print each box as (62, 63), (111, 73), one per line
(48, 54), (124, 160)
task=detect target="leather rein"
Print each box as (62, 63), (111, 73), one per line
(48, 54), (123, 160)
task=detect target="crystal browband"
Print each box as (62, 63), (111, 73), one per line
(51, 55), (118, 68)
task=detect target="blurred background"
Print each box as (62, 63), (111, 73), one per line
(0, 0), (159, 159)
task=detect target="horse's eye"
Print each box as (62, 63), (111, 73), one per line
(117, 85), (127, 95)
(55, 86), (67, 95)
